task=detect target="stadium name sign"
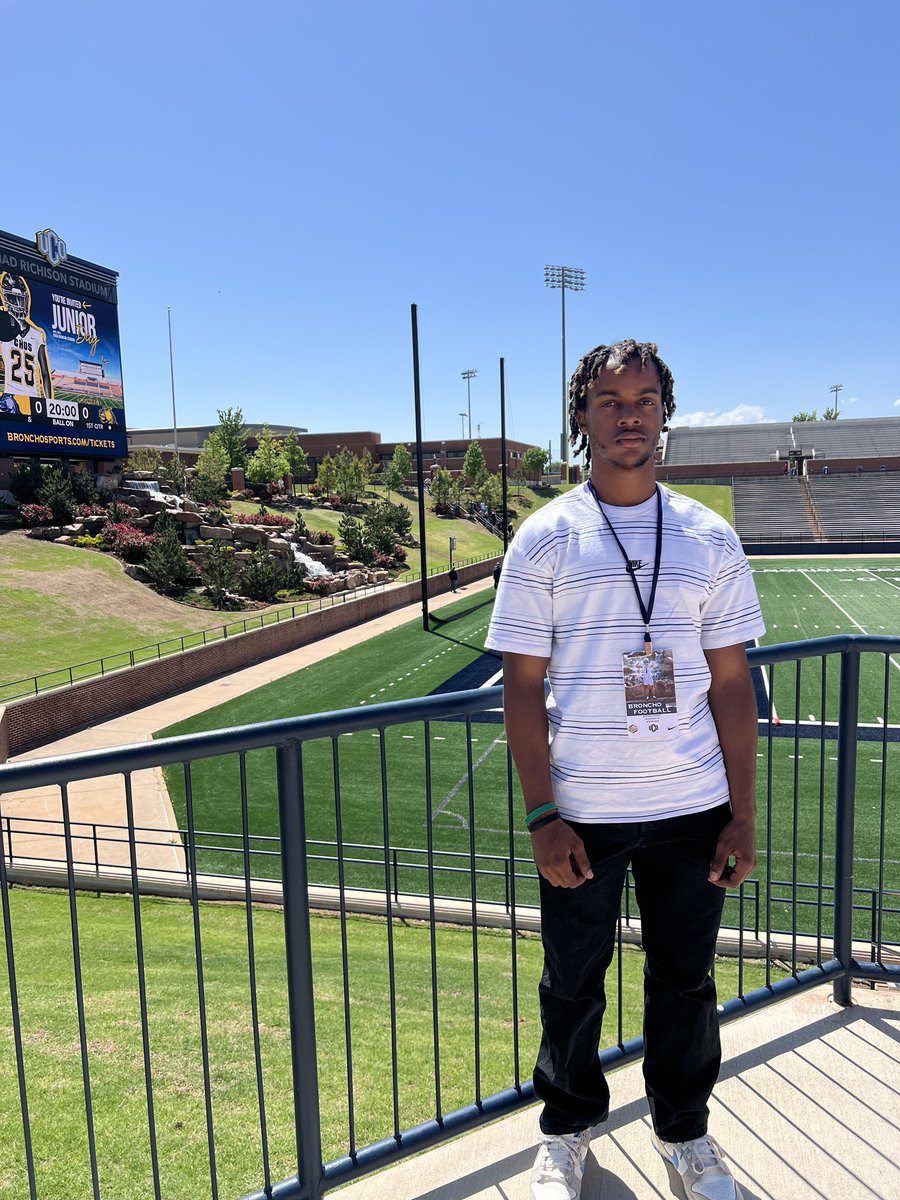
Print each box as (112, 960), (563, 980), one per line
(0, 227), (127, 460)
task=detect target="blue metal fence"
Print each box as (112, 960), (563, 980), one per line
(0, 635), (897, 1200)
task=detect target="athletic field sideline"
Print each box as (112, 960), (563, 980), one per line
(158, 557), (900, 942)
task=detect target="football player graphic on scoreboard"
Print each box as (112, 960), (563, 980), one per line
(0, 272), (54, 416)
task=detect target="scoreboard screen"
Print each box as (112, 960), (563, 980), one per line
(0, 229), (127, 460)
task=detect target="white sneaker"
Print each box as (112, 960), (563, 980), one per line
(651, 1133), (744, 1200)
(529, 1129), (592, 1200)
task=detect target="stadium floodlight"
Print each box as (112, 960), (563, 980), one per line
(461, 369), (477, 440)
(829, 383), (843, 418)
(545, 265), (586, 482)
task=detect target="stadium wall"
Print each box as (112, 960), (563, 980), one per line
(0, 557), (501, 761)
(657, 457), (900, 482)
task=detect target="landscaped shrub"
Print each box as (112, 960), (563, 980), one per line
(231, 512), (293, 529)
(239, 544), (284, 602)
(304, 577), (330, 596)
(9, 461), (45, 505)
(74, 534), (109, 549)
(75, 503), (106, 517)
(20, 503), (55, 527)
(144, 515), (197, 590)
(392, 544), (408, 562)
(432, 501), (451, 515)
(104, 523), (155, 562)
(308, 483), (322, 497)
(200, 540), (240, 607)
(38, 468), (77, 524)
(69, 473), (98, 505)
(105, 499), (141, 522)
(308, 529), (335, 545)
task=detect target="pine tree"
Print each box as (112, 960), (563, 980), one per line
(145, 514), (196, 591)
(201, 539), (240, 606)
(39, 468), (76, 524)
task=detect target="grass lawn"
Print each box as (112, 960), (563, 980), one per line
(0, 886), (779, 1200)
(0, 533), (217, 690)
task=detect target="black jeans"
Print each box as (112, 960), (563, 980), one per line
(534, 803), (730, 1141)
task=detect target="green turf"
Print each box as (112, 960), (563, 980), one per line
(0, 887), (778, 1199)
(156, 558), (900, 946)
(665, 483), (735, 524)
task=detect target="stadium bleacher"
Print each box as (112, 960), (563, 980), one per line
(808, 473), (900, 539)
(732, 477), (817, 541)
(664, 416), (900, 466)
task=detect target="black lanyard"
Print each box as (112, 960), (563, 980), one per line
(587, 481), (663, 654)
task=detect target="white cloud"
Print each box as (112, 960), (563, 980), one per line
(670, 404), (767, 428)
(894, 398), (900, 408)
(844, 396), (859, 404)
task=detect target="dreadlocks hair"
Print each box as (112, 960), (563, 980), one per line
(568, 339), (676, 467)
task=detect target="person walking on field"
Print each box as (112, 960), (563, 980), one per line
(486, 339), (764, 1200)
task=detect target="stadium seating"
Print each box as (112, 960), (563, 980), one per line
(808, 473), (900, 539)
(664, 416), (900, 466)
(732, 478), (816, 541)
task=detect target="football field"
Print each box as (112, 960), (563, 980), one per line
(159, 557), (900, 942)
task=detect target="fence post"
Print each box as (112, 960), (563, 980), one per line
(834, 647), (860, 1006)
(276, 741), (324, 1200)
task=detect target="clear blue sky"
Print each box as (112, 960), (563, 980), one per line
(7, 0), (898, 450)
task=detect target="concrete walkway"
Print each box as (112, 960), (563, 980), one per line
(335, 984), (900, 1200)
(0, 579), (496, 869)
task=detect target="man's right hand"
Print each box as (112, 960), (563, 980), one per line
(531, 820), (593, 888)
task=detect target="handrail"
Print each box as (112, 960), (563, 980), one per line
(1, 634), (897, 1200)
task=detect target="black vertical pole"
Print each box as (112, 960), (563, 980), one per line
(500, 357), (509, 554)
(411, 304), (429, 631)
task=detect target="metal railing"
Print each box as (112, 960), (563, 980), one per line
(0, 635), (897, 1200)
(0, 579), (396, 704)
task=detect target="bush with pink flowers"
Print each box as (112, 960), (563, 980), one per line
(231, 512), (294, 529)
(20, 504), (55, 527)
(103, 522), (155, 562)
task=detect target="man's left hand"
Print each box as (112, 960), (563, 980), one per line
(708, 817), (756, 889)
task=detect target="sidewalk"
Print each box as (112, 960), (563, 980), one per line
(334, 984), (900, 1200)
(0, 578), (496, 869)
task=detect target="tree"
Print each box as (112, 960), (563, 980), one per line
(126, 446), (163, 473)
(39, 468), (77, 524)
(200, 539), (240, 606)
(334, 447), (369, 504)
(388, 444), (413, 492)
(462, 441), (487, 485)
(792, 410), (818, 422)
(315, 453), (339, 496)
(239, 542), (284, 601)
(283, 431), (309, 492)
(512, 466), (527, 498)
(475, 471), (503, 513)
(144, 512), (196, 591)
(823, 407), (839, 421)
(192, 434), (230, 505)
(522, 445), (550, 482)
(430, 466), (453, 505)
(8, 460), (45, 504)
(216, 407), (249, 469)
(338, 511), (375, 563)
(161, 453), (188, 496)
(246, 424), (290, 486)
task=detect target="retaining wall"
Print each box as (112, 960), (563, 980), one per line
(0, 557), (500, 760)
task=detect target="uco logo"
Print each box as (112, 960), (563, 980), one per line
(36, 228), (67, 268)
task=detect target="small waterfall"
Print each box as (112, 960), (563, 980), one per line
(292, 546), (330, 578)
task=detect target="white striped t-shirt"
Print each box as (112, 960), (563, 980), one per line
(486, 483), (765, 822)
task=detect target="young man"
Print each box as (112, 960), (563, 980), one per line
(485, 340), (763, 1200)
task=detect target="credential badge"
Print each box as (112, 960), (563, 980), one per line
(36, 229), (68, 269)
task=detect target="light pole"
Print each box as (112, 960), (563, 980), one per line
(829, 383), (843, 418)
(459, 412), (467, 438)
(167, 306), (179, 458)
(544, 265), (585, 482)
(461, 369), (477, 439)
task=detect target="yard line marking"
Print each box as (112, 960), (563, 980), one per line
(801, 569), (900, 678)
(808, 714), (816, 722)
(433, 732), (508, 822)
(402, 734), (414, 739)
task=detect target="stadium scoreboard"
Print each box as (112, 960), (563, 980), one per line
(0, 227), (127, 460)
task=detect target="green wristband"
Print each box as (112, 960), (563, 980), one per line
(525, 801), (558, 828)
